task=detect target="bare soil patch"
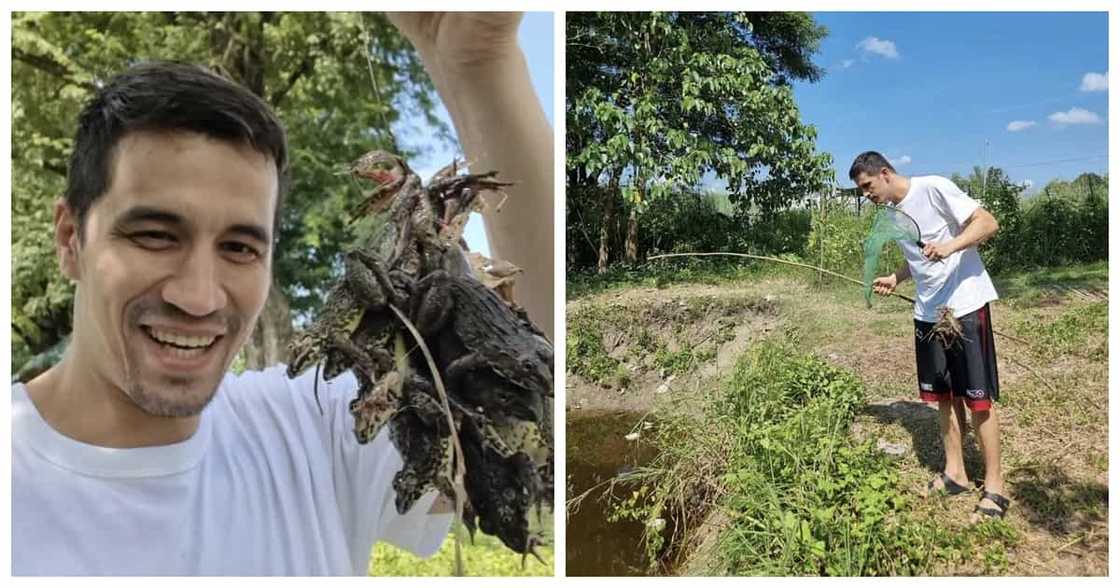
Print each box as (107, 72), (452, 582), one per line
(567, 284), (779, 414)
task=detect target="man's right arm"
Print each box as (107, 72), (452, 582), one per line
(873, 262), (911, 295)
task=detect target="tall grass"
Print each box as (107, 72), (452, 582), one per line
(615, 340), (1017, 576)
(714, 342), (931, 575)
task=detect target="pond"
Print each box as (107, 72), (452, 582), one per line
(566, 410), (661, 576)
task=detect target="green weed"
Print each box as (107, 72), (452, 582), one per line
(1012, 301), (1107, 360)
(612, 340), (1017, 575)
(567, 305), (625, 384)
(369, 525), (554, 576)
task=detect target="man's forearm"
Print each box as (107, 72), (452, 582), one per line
(423, 50), (555, 340)
(948, 208), (999, 254)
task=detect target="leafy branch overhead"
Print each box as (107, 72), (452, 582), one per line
(566, 12), (834, 268)
(569, 13), (832, 205)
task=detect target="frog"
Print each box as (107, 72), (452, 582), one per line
(458, 414), (547, 560)
(388, 376), (455, 513)
(348, 371), (402, 445)
(293, 147), (553, 559)
(408, 268), (554, 426)
(286, 249), (403, 412)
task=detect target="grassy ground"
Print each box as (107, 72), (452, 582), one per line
(370, 512), (554, 576)
(568, 259), (1107, 576)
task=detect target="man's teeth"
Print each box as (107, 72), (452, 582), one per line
(147, 328), (217, 349)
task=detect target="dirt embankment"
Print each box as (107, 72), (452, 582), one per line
(566, 284), (779, 415)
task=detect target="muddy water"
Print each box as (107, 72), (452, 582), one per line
(567, 410), (660, 576)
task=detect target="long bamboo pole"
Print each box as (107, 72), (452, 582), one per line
(645, 251), (1060, 393)
(646, 252), (916, 303)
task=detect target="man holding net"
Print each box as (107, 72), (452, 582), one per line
(850, 151), (1009, 522)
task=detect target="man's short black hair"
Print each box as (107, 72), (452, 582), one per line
(65, 61), (288, 240)
(848, 151), (895, 182)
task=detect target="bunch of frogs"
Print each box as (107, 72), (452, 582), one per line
(286, 151), (554, 561)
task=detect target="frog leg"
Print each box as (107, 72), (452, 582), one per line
(461, 500), (479, 544)
(329, 333), (380, 381)
(343, 251), (405, 310)
(286, 283), (360, 378)
(286, 331), (321, 379)
(390, 411), (449, 514)
(349, 371), (402, 444)
(350, 249), (408, 305)
(410, 270), (455, 336)
(521, 535), (547, 568)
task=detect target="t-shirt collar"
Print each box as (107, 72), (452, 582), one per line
(12, 382), (213, 478)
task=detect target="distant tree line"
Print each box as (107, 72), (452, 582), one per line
(952, 169), (1108, 272)
(570, 168), (1108, 280)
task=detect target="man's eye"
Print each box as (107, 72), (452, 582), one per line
(130, 231), (176, 249)
(221, 242), (262, 263)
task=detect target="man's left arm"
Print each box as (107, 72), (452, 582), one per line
(922, 207), (999, 262)
(387, 12), (554, 340)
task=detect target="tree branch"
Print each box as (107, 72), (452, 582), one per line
(11, 322), (31, 347)
(269, 57), (313, 108)
(43, 161), (67, 177)
(12, 47), (96, 92)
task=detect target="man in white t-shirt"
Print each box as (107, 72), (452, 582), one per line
(12, 13), (553, 575)
(850, 151), (1010, 522)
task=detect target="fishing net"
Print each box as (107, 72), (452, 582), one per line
(862, 206), (923, 306)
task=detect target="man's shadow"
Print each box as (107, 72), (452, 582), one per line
(863, 400), (985, 482)
(863, 400), (1108, 538)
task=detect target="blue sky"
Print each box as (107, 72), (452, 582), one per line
(793, 12), (1109, 195)
(399, 12), (554, 254)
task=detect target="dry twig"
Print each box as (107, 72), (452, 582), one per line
(388, 303), (468, 576)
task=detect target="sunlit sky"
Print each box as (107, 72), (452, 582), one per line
(396, 12), (554, 255)
(793, 12), (1109, 195)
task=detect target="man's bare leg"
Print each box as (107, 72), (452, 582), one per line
(970, 406), (1007, 520)
(931, 397), (971, 494)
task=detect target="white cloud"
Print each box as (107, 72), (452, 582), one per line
(857, 37), (899, 59)
(1080, 71), (1108, 92)
(889, 155), (912, 166)
(1048, 107), (1103, 125)
(1006, 120), (1037, 132)
(841, 59), (854, 69)
(1021, 179), (1034, 190)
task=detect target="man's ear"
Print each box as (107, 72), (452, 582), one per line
(54, 199), (82, 281)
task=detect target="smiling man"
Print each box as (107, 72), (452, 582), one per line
(850, 150), (1009, 523)
(12, 12), (553, 576)
(58, 128), (276, 435)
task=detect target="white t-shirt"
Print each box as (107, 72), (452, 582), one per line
(893, 175), (999, 321)
(11, 365), (453, 576)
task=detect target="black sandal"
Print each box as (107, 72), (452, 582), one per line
(928, 472), (971, 496)
(973, 491), (1011, 519)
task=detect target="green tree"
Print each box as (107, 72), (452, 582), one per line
(566, 12), (832, 271)
(1019, 174), (1108, 266)
(12, 12), (450, 372)
(951, 166), (1025, 272)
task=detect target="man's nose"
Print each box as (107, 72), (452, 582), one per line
(162, 247), (228, 317)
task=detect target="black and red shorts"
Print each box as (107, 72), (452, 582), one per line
(913, 303), (1000, 412)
